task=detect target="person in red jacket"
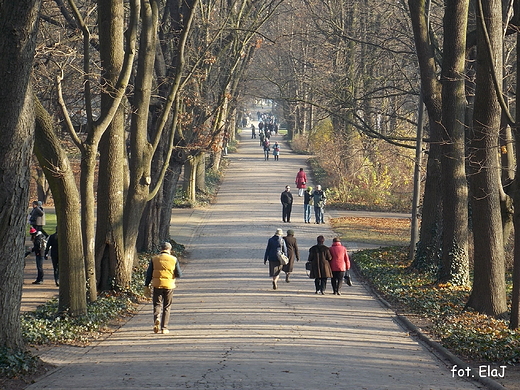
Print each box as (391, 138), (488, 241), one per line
(295, 168), (307, 197)
(329, 237), (350, 295)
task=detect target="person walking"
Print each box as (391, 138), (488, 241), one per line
(283, 229), (300, 283)
(329, 237), (350, 295)
(280, 185), (293, 223)
(308, 235), (332, 294)
(29, 200), (46, 233)
(295, 168), (307, 197)
(28, 227), (46, 284)
(264, 228), (287, 290)
(303, 186), (313, 223)
(145, 242), (182, 334)
(251, 124), (256, 139)
(272, 142), (280, 161)
(44, 228), (59, 286)
(312, 185), (326, 224)
(263, 139), (270, 160)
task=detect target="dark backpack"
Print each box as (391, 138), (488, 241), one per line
(35, 233), (47, 253)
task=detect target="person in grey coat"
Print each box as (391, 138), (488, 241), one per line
(264, 228), (287, 290)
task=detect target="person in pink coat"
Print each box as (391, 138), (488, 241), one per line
(295, 168), (307, 196)
(329, 237), (350, 295)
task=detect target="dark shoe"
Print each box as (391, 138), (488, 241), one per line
(32, 281), (42, 284)
(55, 282), (59, 287)
(320, 291), (325, 295)
(337, 291), (341, 296)
(273, 281), (277, 290)
(285, 274), (290, 283)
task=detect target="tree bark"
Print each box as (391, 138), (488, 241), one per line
(34, 97), (87, 315)
(0, 0), (41, 350)
(466, 0), (508, 317)
(438, 0), (470, 285)
(408, 0), (444, 274)
(95, 0), (126, 291)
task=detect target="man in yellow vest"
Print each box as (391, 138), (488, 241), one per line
(145, 242), (182, 334)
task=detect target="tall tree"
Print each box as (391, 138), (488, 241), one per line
(0, 0), (41, 350)
(33, 97), (86, 315)
(438, 0), (470, 285)
(466, 0), (508, 317)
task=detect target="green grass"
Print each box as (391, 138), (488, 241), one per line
(352, 247), (520, 365)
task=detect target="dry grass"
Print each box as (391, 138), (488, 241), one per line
(330, 216), (411, 246)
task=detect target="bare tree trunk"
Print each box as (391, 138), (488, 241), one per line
(408, 0), (444, 274)
(438, 0), (469, 285)
(158, 158), (184, 241)
(34, 97), (87, 315)
(466, 0), (507, 317)
(95, 0), (126, 291)
(0, 0), (40, 350)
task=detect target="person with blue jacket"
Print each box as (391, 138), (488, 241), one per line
(264, 228), (287, 290)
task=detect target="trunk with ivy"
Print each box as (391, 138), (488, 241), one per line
(438, 0), (469, 285)
(95, 0), (127, 291)
(466, 0), (507, 317)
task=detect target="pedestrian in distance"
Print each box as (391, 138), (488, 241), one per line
(264, 228), (287, 290)
(329, 237), (350, 295)
(263, 139), (270, 160)
(259, 131), (265, 146)
(44, 228), (59, 286)
(251, 124), (256, 139)
(308, 235), (332, 294)
(272, 142), (280, 161)
(312, 185), (326, 224)
(145, 242), (182, 334)
(280, 185), (293, 223)
(29, 200), (47, 235)
(295, 168), (307, 197)
(303, 186), (313, 223)
(28, 227), (46, 284)
(283, 229), (300, 283)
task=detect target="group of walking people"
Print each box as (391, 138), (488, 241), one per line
(280, 168), (327, 224)
(264, 229), (351, 295)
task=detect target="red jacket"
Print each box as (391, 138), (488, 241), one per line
(295, 170), (307, 188)
(329, 241), (350, 271)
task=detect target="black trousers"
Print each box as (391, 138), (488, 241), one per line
(282, 203), (292, 222)
(314, 277), (327, 292)
(331, 271), (345, 293)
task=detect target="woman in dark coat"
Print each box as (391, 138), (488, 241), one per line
(283, 230), (300, 283)
(308, 235), (332, 294)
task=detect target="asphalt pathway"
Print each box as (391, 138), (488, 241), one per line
(27, 130), (482, 389)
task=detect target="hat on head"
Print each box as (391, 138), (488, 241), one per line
(275, 228), (283, 236)
(30, 227), (37, 234)
(287, 229), (294, 236)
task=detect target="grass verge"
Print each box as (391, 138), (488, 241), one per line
(351, 246), (520, 365)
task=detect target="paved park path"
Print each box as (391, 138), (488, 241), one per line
(26, 129), (483, 389)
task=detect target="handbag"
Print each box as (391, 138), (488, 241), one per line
(277, 252), (289, 266)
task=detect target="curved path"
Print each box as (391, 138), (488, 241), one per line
(28, 131), (481, 389)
